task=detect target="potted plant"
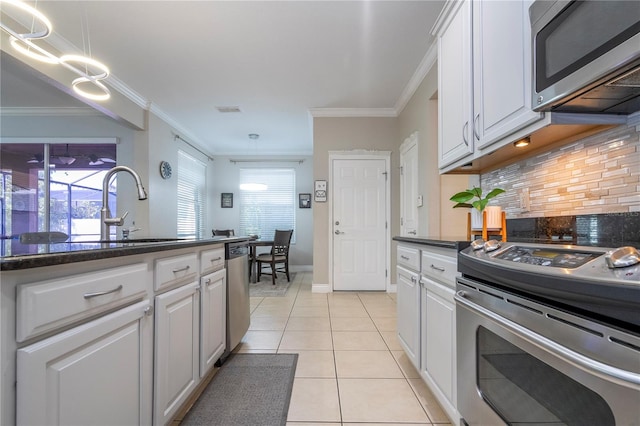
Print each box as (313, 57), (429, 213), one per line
(450, 186), (505, 230)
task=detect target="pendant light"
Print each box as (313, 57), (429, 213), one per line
(0, 0), (111, 101)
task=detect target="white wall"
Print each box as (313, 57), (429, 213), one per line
(209, 156), (314, 269)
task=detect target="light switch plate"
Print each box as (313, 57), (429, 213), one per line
(417, 195), (423, 207)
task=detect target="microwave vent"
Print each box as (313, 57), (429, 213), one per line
(607, 66), (640, 88)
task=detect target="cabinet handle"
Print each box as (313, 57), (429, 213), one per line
(172, 265), (191, 273)
(410, 276), (417, 283)
(205, 278), (211, 284)
(83, 285), (123, 299)
(430, 264), (446, 272)
(408, 230), (417, 235)
(144, 305), (154, 316)
(400, 255), (410, 260)
(210, 257), (222, 262)
(473, 114), (480, 140)
(462, 121), (469, 146)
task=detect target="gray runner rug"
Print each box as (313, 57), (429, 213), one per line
(181, 353), (298, 426)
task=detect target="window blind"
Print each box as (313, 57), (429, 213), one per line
(239, 168), (295, 242)
(177, 151), (206, 238)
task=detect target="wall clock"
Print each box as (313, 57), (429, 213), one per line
(159, 161), (172, 179)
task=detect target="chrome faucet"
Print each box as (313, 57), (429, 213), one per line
(100, 166), (148, 241)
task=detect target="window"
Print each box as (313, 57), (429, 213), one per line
(239, 168), (295, 242)
(0, 142), (116, 255)
(177, 151), (206, 238)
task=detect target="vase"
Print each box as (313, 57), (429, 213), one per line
(470, 206), (503, 230)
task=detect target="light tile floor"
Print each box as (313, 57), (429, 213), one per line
(235, 271), (452, 426)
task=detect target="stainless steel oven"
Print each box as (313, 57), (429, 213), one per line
(456, 242), (640, 425)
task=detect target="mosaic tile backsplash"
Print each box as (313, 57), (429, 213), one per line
(482, 114), (640, 217)
(479, 114), (640, 247)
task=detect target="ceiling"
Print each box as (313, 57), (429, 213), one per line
(1, 1), (446, 156)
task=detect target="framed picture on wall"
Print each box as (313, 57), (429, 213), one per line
(221, 192), (233, 208)
(299, 193), (311, 208)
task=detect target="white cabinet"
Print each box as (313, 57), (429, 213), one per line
(396, 242), (460, 423)
(436, 0), (543, 171)
(154, 281), (200, 425)
(16, 300), (153, 426)
(421, 276), (455, 403)
(397, 265), (421, 369)
(473, 0), (541, 151)
(437, 0), (473, 169)
(200, 268), (226, 377)
(419, 248), (458, 421)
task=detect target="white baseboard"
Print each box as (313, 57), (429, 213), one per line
(387, 283), (397, 293)
(312, 283), (331, 293)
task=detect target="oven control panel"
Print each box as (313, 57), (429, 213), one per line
(495, 246), (599, 268)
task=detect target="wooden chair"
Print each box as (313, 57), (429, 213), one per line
(256, 229), (293, 285)
(212, 229), (235, 237)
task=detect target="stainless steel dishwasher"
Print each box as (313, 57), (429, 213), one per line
(221, 240), (250, 362)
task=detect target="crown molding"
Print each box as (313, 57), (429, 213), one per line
(308, 107), (398, 118)
(0, 107), (99, 116)
(395, 41), (438, 115)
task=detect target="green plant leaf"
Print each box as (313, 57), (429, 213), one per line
(485, 188), (506, 200)
(449, 191), (474, 203)
(470, 187), (483, 198)
(452, 202), (473, 209)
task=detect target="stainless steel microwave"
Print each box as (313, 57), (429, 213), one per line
(530, 0), (640, 114)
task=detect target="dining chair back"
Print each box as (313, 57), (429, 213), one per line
(256, 229), (293, 285)
(212, 229), (235, 237)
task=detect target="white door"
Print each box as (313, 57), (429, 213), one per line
(400, 132), (419, 236)
(332, 156), (388, 291)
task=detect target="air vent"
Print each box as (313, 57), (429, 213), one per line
(216, 106), (242, 113)
(607, 66), (640, 88)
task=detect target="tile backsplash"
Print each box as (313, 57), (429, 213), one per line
(482, 113), (640, 217)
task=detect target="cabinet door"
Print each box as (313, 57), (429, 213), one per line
(396, 266), (421, 370)
(154, 282), (200, 425)
(473, 0), (542, 150)
(17, 301), (153, 426)
(421, 278), (455, 402)
(200, 269), (226, 377)
(438, 0), (473, 169)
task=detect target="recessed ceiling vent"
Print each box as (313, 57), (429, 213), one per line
(216, 106), (242, 113)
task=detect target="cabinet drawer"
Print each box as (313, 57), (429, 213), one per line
(421, 251), (458, 288)
(397, 245), (420, 271)
(200, 246), (225, 274)
(155, 253), (198, 291)
(16, 263), (148, 342)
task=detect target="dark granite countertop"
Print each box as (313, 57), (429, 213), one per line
(1, 236), (250, 271)
(393, 236), (471, 251)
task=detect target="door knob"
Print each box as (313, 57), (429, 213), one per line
(335, 230), (343, 235)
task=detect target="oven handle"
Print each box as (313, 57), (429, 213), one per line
(455, 290), (640, 388)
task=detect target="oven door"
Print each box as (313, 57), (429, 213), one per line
(455, 289), (640, 426)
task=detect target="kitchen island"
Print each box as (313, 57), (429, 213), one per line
(1, 236), (249, 425)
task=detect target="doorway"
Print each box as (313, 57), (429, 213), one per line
(329, 152), (390, 291)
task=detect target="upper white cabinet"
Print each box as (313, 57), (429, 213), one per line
(473, 0), (541, 151)
(437, 0), (474, 169)
(435, 0), (543, 171)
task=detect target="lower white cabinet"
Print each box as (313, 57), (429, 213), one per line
(154, 281), (200, 425)
(421, 276), (455, 403)
(200, 268), (226, 377)
(396, 265), (421, 369)
(16, 300), (153, 426)
(396, 242), (459, 424)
